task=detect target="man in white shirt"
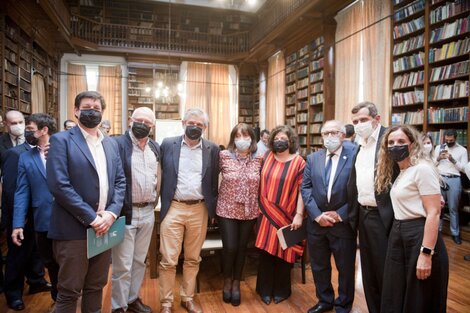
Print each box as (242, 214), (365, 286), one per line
(434, 129), (468, 245)
(256, 129), (270, 157)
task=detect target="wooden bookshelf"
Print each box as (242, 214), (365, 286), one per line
(239, 75), (259, 127)
(391, 0), (470, 146)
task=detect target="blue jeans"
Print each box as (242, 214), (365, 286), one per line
(441, 176), (461, 236)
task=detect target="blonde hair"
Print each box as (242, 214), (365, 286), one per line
(375, 125), (435, 193)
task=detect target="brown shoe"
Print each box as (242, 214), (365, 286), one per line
(180, 300), (203, 313)
(128, 298), (152, 313)
(159, 307), (172, 313)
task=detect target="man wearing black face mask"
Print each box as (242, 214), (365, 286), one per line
(434, 129), (468, 245)
(111, 107), (161, 313)
(159, 108), (219, 313)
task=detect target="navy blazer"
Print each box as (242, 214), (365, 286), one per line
(13, 147), (52, 232)
(1, 143), (32, 229)
(0, 132), (14, 167)
(159, 136), (219, 221)
(114, 131), (161, 225)
(301, 144), (356, 238)
(46, 126), (126, 240)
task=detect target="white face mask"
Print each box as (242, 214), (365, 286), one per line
(235, 138), (252, 152)
(423, 143), (433, 155)
(324, 137), (341, 153)
(354, 120), (374, 139)
(10, 123), (25, 137)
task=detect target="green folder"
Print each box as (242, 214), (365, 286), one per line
(87, 216), (125, 259)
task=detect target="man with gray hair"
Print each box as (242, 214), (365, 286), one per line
(0, 110), (26, 164)
(158, 108), (219, 313)
(111, 107), (161, 313)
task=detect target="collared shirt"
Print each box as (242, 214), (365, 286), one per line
(325, 146), (343, 202)
(130, 131), (158, 204)
(174, 137), (203, 201)
(256, 140), (269, 157)
(434, 143), (468, 176)
(37, 146), (47, 168)
(78, 125), (108, 213)
(10, 134), (25, 147)
(355, 125), (381, 207)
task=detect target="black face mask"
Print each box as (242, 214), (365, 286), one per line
(446, 141), (455, 148)
(185, 125), (203, 141)
(272, 140), (289, 153)
(79, 109), (102, 129)
(388, 145), (410, 162)
(132, 122), (151, 139)
(25, 130), (39, 146)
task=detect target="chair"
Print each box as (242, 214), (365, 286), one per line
(196, 224), (223, 292)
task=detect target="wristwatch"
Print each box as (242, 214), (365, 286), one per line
(420, 245), (435, 255)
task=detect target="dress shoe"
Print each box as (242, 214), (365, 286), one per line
(159, 307), (172, 313)
(181, 300), (203, 313)
(452, 235), (462, 245)
(8, 299), (25, 311)
(222, 290), (231, 303)
(29, 282), (52, 294)
(261, 295), (271, 305)
(231, 291), (241, 306)
(112, 309), (126, 313)
(464, 255), (470, 261)
(307, 303), (334, 313)
(128, 298), (152, 313)
(273, 296), (287, 304)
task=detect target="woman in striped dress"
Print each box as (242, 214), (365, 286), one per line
(255, 125), (306, 305)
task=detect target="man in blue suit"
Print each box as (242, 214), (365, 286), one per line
(301, 120), (357, 313)
(46, 91), (126, 313)
(159, 108), (219, 313)
(11, 113), (59, 307)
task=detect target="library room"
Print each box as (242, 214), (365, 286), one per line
(0, 0), (469, 312)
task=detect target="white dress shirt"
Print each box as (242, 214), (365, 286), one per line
(326, 146), (343, 202)
(174, 137), (203, 201)
(434, 143), (468, 176)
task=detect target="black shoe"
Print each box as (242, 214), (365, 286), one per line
(29, 282), (52, 294)
(112, 309), (126, 313)
(127, 298), (152, 313)
(307, 303), (334, 313)
(464, 255), (470, 261)
(261, 295), (271, 305)
(8, 299), (25, 311)
(222, 290), (231, 303)
(273, 296), (287, 304)
(452, 235), (462, 245)
(231, 291), (240, 306)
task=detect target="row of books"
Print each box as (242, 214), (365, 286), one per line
(310, 93), (324, 105)
(297, 67), (309, 79)
(297, 113), (308, 123)
(430, 0), (470, 25)
(393, 34), (424, 56)
(286, 83), (296, 94)
(286, 117), (295, 127)
(312, 112), (324, 123)
(393, 16), (424, 39)
(429, 36), (470, 63)
(286, 106), (296, 116)
(392, 89), (424, 106)
(297, 77), (309, 89)
(312, 46), (324, 60)
(287, 94), (296, 105)
(4, 59), (18, 73)
(297, 124), (308, 135)
(299, 137), (307, 145)
(311, 137), (323, 145)
(311, 36), (324, 50)
(428, 106), (468, 123)
(297, 88), (308, 99)
(286, 72), (296, 83)
(393, 70), (424, 89)
(299, 44), (309, 58)
(286, 63), (296, 74)
(393, 51), (425, 72)
(239, 109), (253, 116)
(394, 0), (425, 22)
(429, 60), (469, 82)
(297, 101), (308, 111)
(311, 82), (323, 94)
(286, 52), (297, 64)
(391, 110), (424, 125)
(428, 80), (469, 100)
(429, 16), (470, 44)
(310, 124), (322, 133)
(310, 58), (324, 72)
(310, 70), (323, 83)
(429, 129), (467, 146)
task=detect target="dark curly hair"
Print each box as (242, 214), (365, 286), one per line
(268, 125), (298, 154)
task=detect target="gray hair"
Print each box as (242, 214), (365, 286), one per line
(351, 101), (378, 117)
(183, 108), (209, 126)
(322, 119), (346, 134)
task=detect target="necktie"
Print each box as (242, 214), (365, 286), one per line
(15, 137), (19, 147)
(325, 153), (334, 186)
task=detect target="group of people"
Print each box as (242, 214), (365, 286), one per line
(0, 91), (462, 313)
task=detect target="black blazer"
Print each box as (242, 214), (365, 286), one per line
(0, 132), (14, 167)
(159, 136), (219, 221)
(347, 126), (399, 234)
(114, 131), (161, 225)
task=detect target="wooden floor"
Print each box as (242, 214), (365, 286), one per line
(1, 235), (469, 313)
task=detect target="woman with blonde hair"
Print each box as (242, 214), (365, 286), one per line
(376, 125), (448, 313)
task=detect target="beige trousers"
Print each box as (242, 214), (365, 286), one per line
(159, 201), (208, 307)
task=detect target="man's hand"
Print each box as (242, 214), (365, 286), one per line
(90, 212), (115, 236)
(11, 228), (24, 246)
(324, 211), (342, 223)
(317, 213), (335, 227)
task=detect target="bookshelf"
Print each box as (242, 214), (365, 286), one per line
(284, 25), (335, 157)
(391, 0), (470, 146)
(239, 75), (259, 127)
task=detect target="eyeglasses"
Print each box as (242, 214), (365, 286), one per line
(321, 131), (341, 137)
(132, 118), (154, 128)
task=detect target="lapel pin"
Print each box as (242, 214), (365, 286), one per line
(343, 156), (347, 159)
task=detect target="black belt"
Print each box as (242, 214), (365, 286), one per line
(173, 199), (204, 205)
(441, 174), (460, 178)
(132, 202), (152, 208)
(360, 205), (378, 211)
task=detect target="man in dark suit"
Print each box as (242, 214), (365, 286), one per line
(11, 113), (59, 308)
(347, 102), (397, 313)
(46, 91), (126, 313)
(2, 116), (51, 310)
(0, 110), (26, 165)
(159, 108), (219, 313)
(301, 120), (357, 313)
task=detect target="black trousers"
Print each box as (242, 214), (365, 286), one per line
(358, 208), (388, 313)
(308, 232), (356, 313)
(256, 250), (293, 298)
(218, 216), (256, 280)
(36, 231), (59, 301)
(381, 218), (449, 313)
(4, 221), (46, 303)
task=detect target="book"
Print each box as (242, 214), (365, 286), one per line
(87, 216), (125, 259)
(276, 222), (307, 250)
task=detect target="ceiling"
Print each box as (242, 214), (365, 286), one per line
(149, 0), (266, 12)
